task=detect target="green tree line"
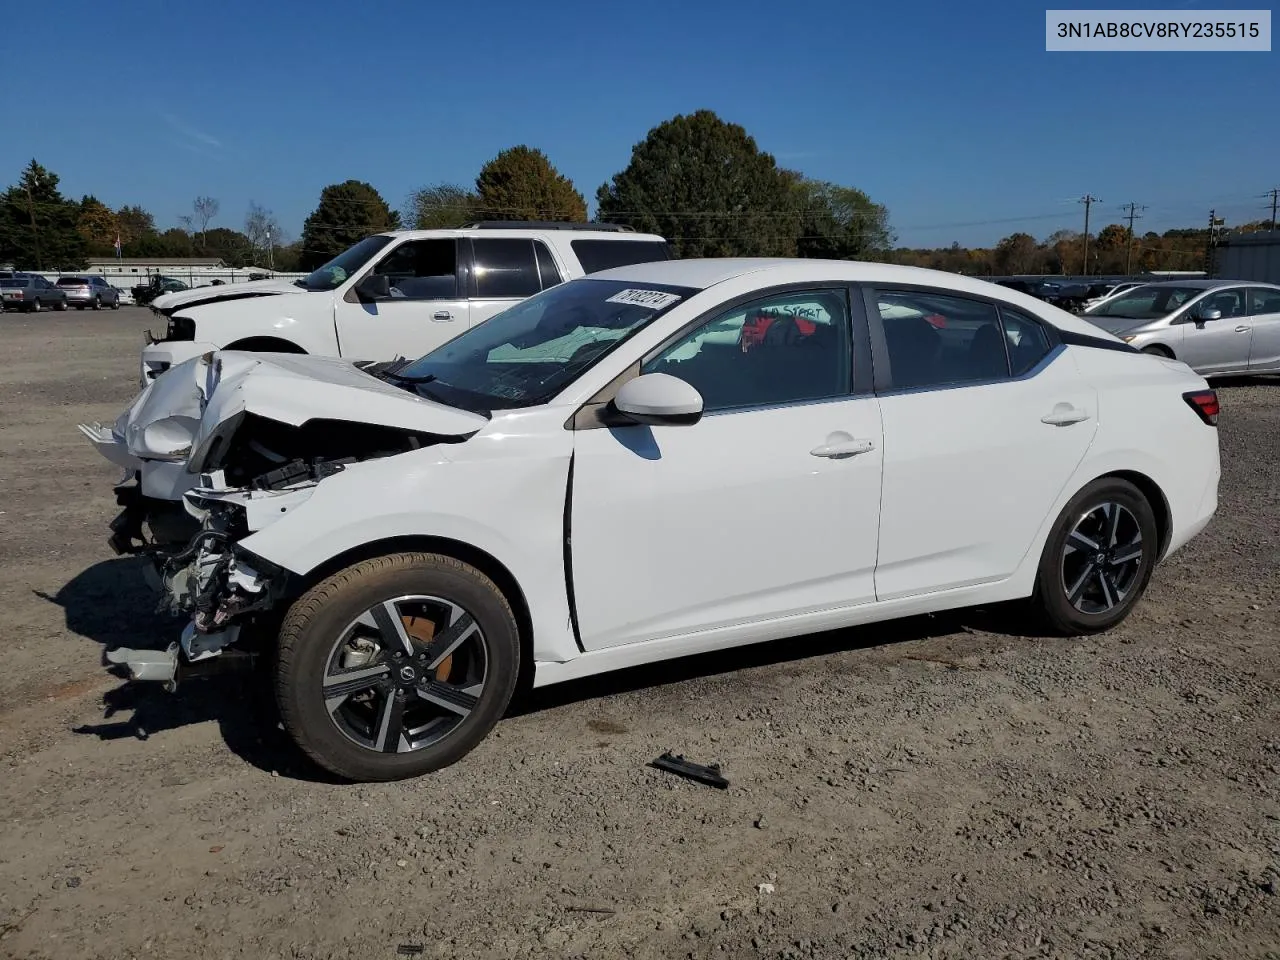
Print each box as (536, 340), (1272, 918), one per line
(4, 109), (1270, 276)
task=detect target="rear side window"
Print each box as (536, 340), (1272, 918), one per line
(472, 238), (540, 299)
(571, 239), (673, 274)
(876, 292), (1008, 389)
(1247, 287), (1280, 315)
(57, 277), (85, 286)
(998, 308), (1052, 375)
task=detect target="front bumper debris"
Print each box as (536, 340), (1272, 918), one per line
(106, 623), (252, 690)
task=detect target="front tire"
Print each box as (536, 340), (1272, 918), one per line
(276, 552), (520, 782)
(1032, 477), (1159, 635)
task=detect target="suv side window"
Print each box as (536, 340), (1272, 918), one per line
(371, 239), (458, 300)
(875, 291), (1015, 389)
(533, 241), (563, 290)
(1247, 287), (1280, 316)
(472, 238), (540, 299)
(641, 289), (853, 413)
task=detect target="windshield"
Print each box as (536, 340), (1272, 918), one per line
(389, 277), (697, 413)
(56, 277), (88, 286)
(298, 235), (394, 291)
(1085, 284), (1202, 320)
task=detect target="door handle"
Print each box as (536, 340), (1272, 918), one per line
(1235, 325), (1250, 333)
(810, 439), (874, 459)
(432, 311), (453, 322)
(1041, 403), (1090, 426)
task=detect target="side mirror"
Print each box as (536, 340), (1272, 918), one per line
(611, 373), (704, 426)
(1196, 307), (1223, 322)
(355, 274), (391, 301)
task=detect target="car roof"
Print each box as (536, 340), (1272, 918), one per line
(1138, 278), (1272, 290)
(376, 227), (668, 243)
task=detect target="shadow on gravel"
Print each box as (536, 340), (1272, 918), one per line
(1211, 374), (1280, 389)
(513, 605), (1029, 717)
(43, 558), (1031, 783)
(39, 557), (346, 784)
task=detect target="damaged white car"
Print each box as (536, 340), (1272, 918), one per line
(83, 259), (1220, 783)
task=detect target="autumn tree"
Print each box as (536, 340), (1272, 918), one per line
(993, 232), (1042, 275)
(299, 180), (400, 270)
(405, 183), (477, 229)
(0, 160), (87, 269)
(473, 147), (586, 221)
(77, 195), (119, 250)
(597, 110), (797, 257)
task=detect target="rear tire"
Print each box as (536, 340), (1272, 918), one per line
(91, 296), (101, 310)
(1031, 477), (1159, 635)
(276, 552), (520, 782)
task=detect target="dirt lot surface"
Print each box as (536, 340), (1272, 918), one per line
(1, 307), (1278, 960)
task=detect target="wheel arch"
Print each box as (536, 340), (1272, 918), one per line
(1093, 469), (1172, 560)
(223, 336), (307, 353)
(283, 534), (536, 696)
(1141, 343), (1175, 359)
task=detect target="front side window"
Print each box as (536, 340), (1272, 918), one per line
(1199, 288), (1246, 318)
(472, 238), (540, 299)
(641, 289), (853, 412)
(876, 292), (1031, 389)
(369, 239), (457, 300)
(389, 278), (695, 412)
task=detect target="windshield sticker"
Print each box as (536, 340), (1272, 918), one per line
(605, 288), (682, 310)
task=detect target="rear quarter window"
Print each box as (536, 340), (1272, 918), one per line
(570, 239), (673, 274)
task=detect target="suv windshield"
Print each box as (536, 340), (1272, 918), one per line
(298, 235), (394, 291)
(388, 277), (696, 413)
(1085, 284), (1201, 320)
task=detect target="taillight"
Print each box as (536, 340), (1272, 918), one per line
(1183, 389), (1220, 426)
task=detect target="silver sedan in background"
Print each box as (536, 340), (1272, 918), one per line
(1081, 279), (1280, 377)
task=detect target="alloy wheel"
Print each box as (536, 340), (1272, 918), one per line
(321, 595), (487, 754)
(1060, 502), (1145, 615)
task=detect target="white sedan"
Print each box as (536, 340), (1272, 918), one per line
(101, 259), (1221, 782)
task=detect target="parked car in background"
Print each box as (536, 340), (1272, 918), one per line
(131, 275), (190, 307)
(57, 275), (122, 310)
(1081, 281), (1146, 312)
(0, 273), (68, 312)
(91, 257), (1220, 782)
(1081, 279), (1280, 376)
(134, 221), (674, 385)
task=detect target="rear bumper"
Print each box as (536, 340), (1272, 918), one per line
(140, 340), (217, 386)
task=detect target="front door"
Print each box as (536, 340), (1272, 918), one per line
(1178, 287), (1251, 374)
(570, 287), (884, 651)
(334, 238), (470, 361)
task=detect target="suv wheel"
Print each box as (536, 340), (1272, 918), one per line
(91, 296), (101, 310)
(276, 552), (521, 782)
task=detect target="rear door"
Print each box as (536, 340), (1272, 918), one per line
(334, 238), (470, 361)
(465, 237), (563, 328)
(866, 287), (1098, 600)
(1246, 286), (1280, 371)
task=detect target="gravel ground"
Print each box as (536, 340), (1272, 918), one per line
(1, 308), (1278, 960)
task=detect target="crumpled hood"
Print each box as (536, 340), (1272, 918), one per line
(112, 351), (486, 469)
(187, 352), (487, 472)
(151, 278), (306, 313)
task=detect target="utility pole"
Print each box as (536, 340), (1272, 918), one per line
(1266, 187), (1279, 232)
(1206, 209), (1226, 274)
(1078, 194), (1098, 276)
(24, 183), (42, 270)
(1120, 202), (1146, 276)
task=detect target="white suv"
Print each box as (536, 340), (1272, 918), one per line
(138, 221), (672, 384)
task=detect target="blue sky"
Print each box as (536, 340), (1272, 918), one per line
(1, 0), (1274, 248)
